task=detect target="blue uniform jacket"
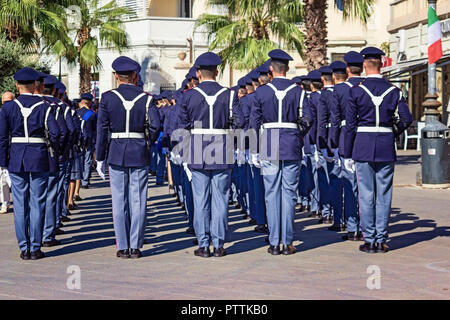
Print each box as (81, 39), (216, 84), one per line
(317, 86), (334, 155)
(329, 77), (365, 156)
(178, 81), (238, 170)
(250, 77), (310, 161)
(344, 77), (413, 162)
(0, 94), (60, 173)
(96, 84), (161, 167)
(77, 107), (97, 149)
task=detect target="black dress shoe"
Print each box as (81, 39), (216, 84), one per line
(55, 228), (64, 235)
(308, 211), (319, 218)
(235, 203), (241, 210)
(213, 247), (227, 257)
(149, 170), (156, 176)
(180, 204), (186, 211)
(342, 231), (363, 241)
(66, 210), (72, 216)
(42, 239), (61, 247)
(74, 195), (83, 201)
(20, 250), (31, 260)
(282, 244), (297, 255)
(130, 249), (142, 259)
(176, 201), (182, 207)
(376, 242), (389, 253)
(58, 222), (64, 228)
(241, 209), (248, 219)
(171, 193), (177, 198)
(193, 238), (199, 245)
(326, 216), (334, 224)
(30, 250), (45, 260)
(194, 247), (211, 258)
(304, 205), (311, 212)
(359, 242), (377, 253)
(116, 249), (130, 259)
(328, 223), (346, 232)
(254, 224), (268, 233)
(186, 227), (195, 235)
(264, 236), (269, 244)
(61, 216), (71, 222)
(67, 204), (76, 210)
(267, 245), (281, 255)
(248, 218), (257, 225)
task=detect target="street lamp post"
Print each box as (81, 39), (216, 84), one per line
(420, 0), (450, 188)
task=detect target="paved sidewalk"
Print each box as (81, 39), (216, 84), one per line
(0, 151), (449, 300)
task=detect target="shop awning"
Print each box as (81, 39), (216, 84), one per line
(382, 54), (450, 79)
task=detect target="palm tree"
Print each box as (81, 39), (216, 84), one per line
(0, 0), (80, 51)
(52, 0), (131, 94)
(194, 0), (304, 72)
(304, 0), (374, 70)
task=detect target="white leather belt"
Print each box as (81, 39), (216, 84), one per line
(262, 122), (298, 129)
(111, 132), (145, 139)
(11, 137), (46, 143)
(341, 120), (346, 127)
(190, 128), (228, 135)
(326, 123), (331, 128)
(357, 127), (393, 133)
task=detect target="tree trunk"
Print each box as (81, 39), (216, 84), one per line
(304, 0), (328, 71)
(78, 26), (91, 95)
(79, 64), (92, 95)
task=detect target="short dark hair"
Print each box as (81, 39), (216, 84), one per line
(322, 74), (333, 82)
(348, 65), (363, 75)
(271, 60), (289, 73)
(301, 80), (311, 91)
(192, 78), (199, 86)
(117, 72), (133, 83)
(238, 88), (247, 95)
(18, 83), (35, 91)
(364, 59), (382, 70)
(334, 73), (347, 81)
(311, 81), (323, 90)
(43, 85), (54, 95)
(199, 67), (217, 79)
(259, 74), (270, 84)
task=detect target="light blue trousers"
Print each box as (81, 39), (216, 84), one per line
(355, 161), (394, 244)
(250, 165), (266, 225)
(43, 172), (58, 242)
(317, 154), (333, 216)
(182, 168), (194, 229)
(191, 169), (231, 249)
(341, 156), (359, 232)
(82, 147), (93, 187)
(10, 172), (49, 252)
(329, 158), (343, 224)
(109, 165), (149, 250)
(262, 160), (300, 246)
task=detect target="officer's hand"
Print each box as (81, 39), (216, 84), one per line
(250, 153), (261, 168)
(183, 163), (192, 182)
(1, 168), (11, 187)
(96, 161), (106, 181)
(344, 159), (355, 173)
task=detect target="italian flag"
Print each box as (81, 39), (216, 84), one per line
(428, 5), (443, 65)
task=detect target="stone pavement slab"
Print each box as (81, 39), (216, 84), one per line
(0, 151), (449, 300)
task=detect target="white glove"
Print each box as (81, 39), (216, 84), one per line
(96, 160), (106, 181)
(313, 150), (320, 169)
(332, 148), (341, 167)
(250, 153), (261, 168)
(1, 168), (11, 188)
(183, 162), (192, 182)
(237, 150), (246, 165)
(344, 159), (355, 173)
(310, 144), (317, 155)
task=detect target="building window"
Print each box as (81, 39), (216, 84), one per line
(331, 53), (345, 62)
(180, 0), (192, 18)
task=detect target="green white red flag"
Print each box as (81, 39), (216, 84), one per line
(428, 5), (443, 65)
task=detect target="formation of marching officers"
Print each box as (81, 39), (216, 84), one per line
(0, 45), (413, 260)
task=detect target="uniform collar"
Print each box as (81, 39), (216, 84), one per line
(366, 74), (383, 79)
(200, 80), (217, 83)
(324, 85), (334, 88)
(19, 93), (34, 96)
(273, 76), (289, 80)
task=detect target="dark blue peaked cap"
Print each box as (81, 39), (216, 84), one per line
(237, 77), (247, 88)
(249, 69), (260, 81)
(195, 52), (222, 69)
(344, 51), (364, 65)
(360, 47), (385, 60)
(245, 75), (253, 86)
(81, 93), (94, 101)
(330, 61), (347, 74)
(43, 75), (58, 86)
(57, 82), (67, 94)
(318, 66), (332, 75)
(187, 67), (198, 80)
(268, 49), (293, 63)
(292, 76), (302, 84)
(257, 62), (270, 75)
(14, 68), (40, 83)
(299, 75), (310, 81)
(307, 70), (322, 82)
(112, 56), (140, 74)
(181, 79), (188, 89)
(37, 71), (47, 81)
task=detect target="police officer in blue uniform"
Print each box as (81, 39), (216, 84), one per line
(345, 47), (413, 253)
(330, 52), (366, 240)
(250, 49), (311, 255)
(96, 56), (161, 258)
(178, 52), (238, 258)
(0, 68), (60, 260)
(78, 92), (96, 189)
